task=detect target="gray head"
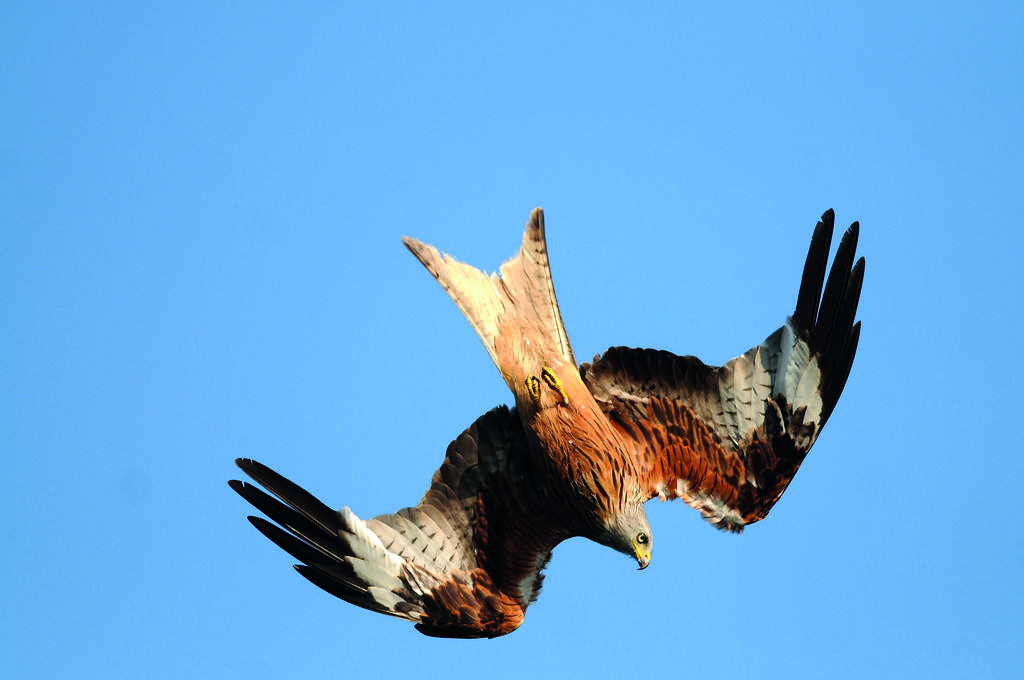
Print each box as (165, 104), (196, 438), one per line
(597, 502), (653, 569)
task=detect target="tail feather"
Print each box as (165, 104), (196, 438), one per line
(497, 208), (573, 364)
(402, 207), (575, 376)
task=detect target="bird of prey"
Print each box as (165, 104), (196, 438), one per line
(230, 208), (864, 638)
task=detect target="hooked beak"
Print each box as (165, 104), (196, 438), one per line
(636, 551), (651, 570)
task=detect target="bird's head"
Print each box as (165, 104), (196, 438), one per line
(599, 504), (653, 570)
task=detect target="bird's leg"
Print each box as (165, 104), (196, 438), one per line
(525, 368), (570, 407)
(525, 375), (542, 406)
(541, 367), (570, 406)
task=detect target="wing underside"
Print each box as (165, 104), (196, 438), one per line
(581, 210), (864, 530)
(230, 406), (553, 638)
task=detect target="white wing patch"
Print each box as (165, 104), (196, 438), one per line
(715, 317), (824, 448)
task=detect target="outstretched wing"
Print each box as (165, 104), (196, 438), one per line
(230, 406), (555, 638)
(580, 210), (864, 532)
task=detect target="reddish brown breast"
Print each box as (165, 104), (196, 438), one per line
(518, 372), (642, 521)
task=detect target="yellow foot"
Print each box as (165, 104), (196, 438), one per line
(525, 375), (542, 405)
(541, 367), (570, 406)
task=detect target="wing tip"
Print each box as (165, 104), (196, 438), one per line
(793, 210), (836, 330)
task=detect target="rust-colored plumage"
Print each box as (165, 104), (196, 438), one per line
(231, 208), (864, 638)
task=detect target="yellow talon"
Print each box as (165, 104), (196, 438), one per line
(525, 375), (542, 405)
(541, 367), (570, 406)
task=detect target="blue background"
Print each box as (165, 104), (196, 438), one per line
(4, 3), (1022, 678)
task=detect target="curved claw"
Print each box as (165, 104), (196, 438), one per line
(525, 375), (542, 406)
(541, 367), (570, 406)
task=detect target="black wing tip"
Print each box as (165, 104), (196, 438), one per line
(799, 211), (864, 336)
(793, 210), (837, 330)
(234, 458), (269, 483)
(836, 220), (860, 262)
(818, 215), (863, 331)
(228, 469), (276, 506)
(848, 256), (866, 307)
(808, 212), (865, 422)
(235, 457), (265, 476)
(246, 514), (272, 530)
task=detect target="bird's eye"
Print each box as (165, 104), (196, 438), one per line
(636, 532), (648, 545)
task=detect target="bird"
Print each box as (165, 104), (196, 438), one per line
(230, 207), (864, 638)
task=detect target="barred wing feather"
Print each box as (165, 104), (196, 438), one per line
(581, 210), (864, 531)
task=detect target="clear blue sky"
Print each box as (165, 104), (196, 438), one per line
(3, 3), (1022, 678)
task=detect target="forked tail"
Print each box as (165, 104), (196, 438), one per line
(402, 208), (575, 378)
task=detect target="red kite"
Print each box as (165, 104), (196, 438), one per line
(231, 208), (863, 638)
